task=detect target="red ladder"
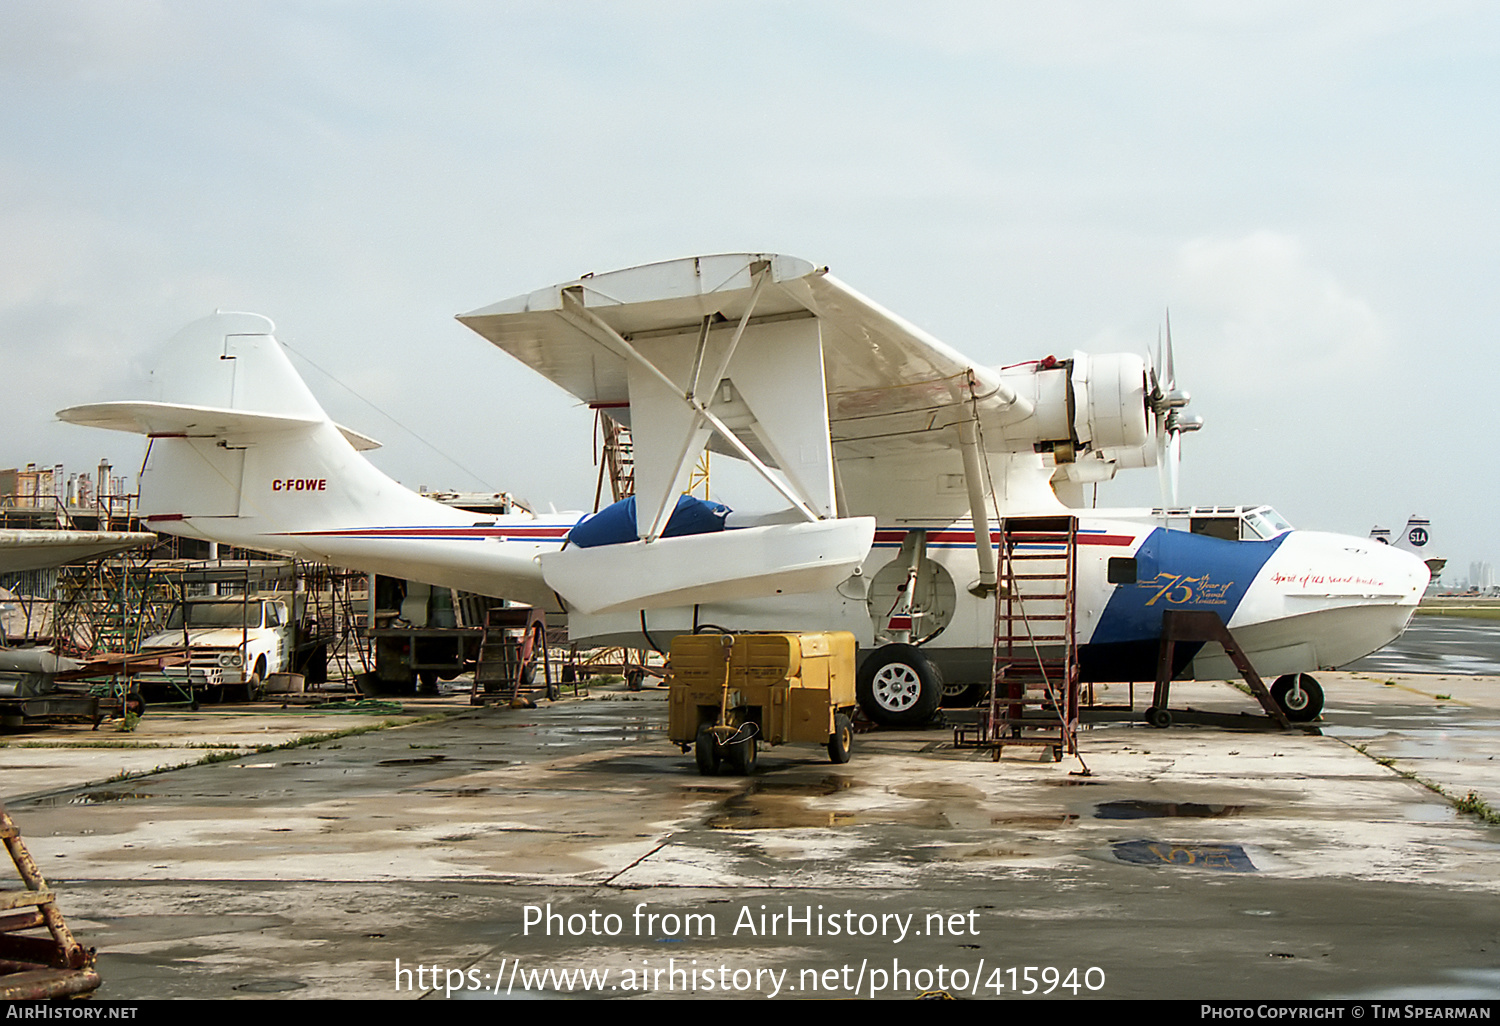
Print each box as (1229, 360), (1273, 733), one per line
(986, 516), (1080, 760)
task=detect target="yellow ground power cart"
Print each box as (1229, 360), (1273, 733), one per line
(667, 631), (858, 774)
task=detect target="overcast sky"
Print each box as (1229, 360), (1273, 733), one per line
(3, 1), (1495, 578)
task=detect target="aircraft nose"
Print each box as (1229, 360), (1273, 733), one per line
(1272, 530), (1431, 603)
(1361, 534), (1431, 597)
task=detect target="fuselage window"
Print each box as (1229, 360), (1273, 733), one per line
(1190, 517), (1238, 541)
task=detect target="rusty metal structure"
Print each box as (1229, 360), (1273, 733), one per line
(0, 805), (99, 1000)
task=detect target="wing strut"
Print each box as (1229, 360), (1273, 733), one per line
(557, 274), (823, 540)
(957, 376), (999, 596)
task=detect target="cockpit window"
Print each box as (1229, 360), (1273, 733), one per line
(1242, 507), (1293, 540)
(1190, 517), (1239, 541)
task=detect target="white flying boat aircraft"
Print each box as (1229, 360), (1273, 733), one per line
(58, 254), (1428, 725)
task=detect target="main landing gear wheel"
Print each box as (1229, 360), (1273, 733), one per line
(856, 644), (942, 727)
(1145, 706), (1172, 729)
(1272, 674), (1324, 722)
(827, 712), (854, 764)
(939, 680), (986, 708)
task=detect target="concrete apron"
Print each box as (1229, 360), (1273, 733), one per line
(2, 675), (1497, 1001)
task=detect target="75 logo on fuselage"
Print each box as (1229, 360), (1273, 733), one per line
(1138, 573), (1233, 606)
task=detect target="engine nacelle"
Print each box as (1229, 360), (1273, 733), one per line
(990, 352), (1149, 457)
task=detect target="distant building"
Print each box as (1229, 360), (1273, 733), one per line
(1469, 561), (1496, 593)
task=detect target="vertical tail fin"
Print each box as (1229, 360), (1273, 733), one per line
(59, 313), (451, 537)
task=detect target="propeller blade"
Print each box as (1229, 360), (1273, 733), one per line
(1167, 430), (1181, 506)
(1163, 309), (1177, 393)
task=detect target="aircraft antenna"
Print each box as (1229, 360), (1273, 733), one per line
(280, 341), (500, 492)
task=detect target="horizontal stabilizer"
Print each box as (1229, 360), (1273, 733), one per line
(58, 401), (381, 451)
(540, 517), (876, 615)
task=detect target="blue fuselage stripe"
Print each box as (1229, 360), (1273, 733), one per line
(1090, 528), (1288, 644)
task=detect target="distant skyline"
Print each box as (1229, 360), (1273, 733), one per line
(3, 2), (1495, 574)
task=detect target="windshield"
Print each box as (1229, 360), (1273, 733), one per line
(166, 602), (265, 630)
(1242, 507), (1293, 540)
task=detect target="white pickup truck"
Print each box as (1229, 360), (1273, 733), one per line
(136, 595), (292, 704)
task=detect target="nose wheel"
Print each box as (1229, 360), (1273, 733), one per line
(1271, 674), (1324, 722)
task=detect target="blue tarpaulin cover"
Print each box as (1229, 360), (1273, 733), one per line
(567, 494), (732, 548)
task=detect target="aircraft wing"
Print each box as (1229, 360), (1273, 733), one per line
(457, 254), (1039, 461)
(459, 254), (1147, 540)
(0, 530), (155, 574)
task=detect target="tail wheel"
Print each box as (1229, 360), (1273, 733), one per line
(1271, 674), (1324, 722)
(856, 644), (942, 727)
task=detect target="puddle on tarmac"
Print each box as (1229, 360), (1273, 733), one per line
(989, 813), (1079, 828)
(568, 723), (662, 736)
(377, 755), (447, 766)
(232, 979), (307, 994)
(68, 791), (154, 804)
(894, 782), (985, 801)
(1095, 800), (1246, 819)
(707, 776), (950, 830)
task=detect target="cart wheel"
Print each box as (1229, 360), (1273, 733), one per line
(694, 725), (721, 776)
(626, 669), (645, 691)
(725, 733), (758, 775)
(126, 692), (147, 718)
(827, 713), (854, 764)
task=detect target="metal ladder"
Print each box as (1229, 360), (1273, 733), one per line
(472, 604), (553, 705)
(595, 412), (636, 507)
(982, 516), (1081, 760)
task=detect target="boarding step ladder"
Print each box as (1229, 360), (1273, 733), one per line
(0, 805), (99, 1000)
(471, 604), (555, 706)
(957, 516), (1080, 761)
(596, 413), (636, 505)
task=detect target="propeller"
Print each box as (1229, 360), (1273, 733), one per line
(1147, 312), (1203, 507)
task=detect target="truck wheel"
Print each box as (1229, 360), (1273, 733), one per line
(827, 713), (854, 764)
(694, 725), (721, 775)
(244, 657), (266, 702)
(857, 644), (942, 727)
(725, 733), (758, 775)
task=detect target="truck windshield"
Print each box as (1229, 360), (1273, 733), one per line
(166, 603), (264, 629)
